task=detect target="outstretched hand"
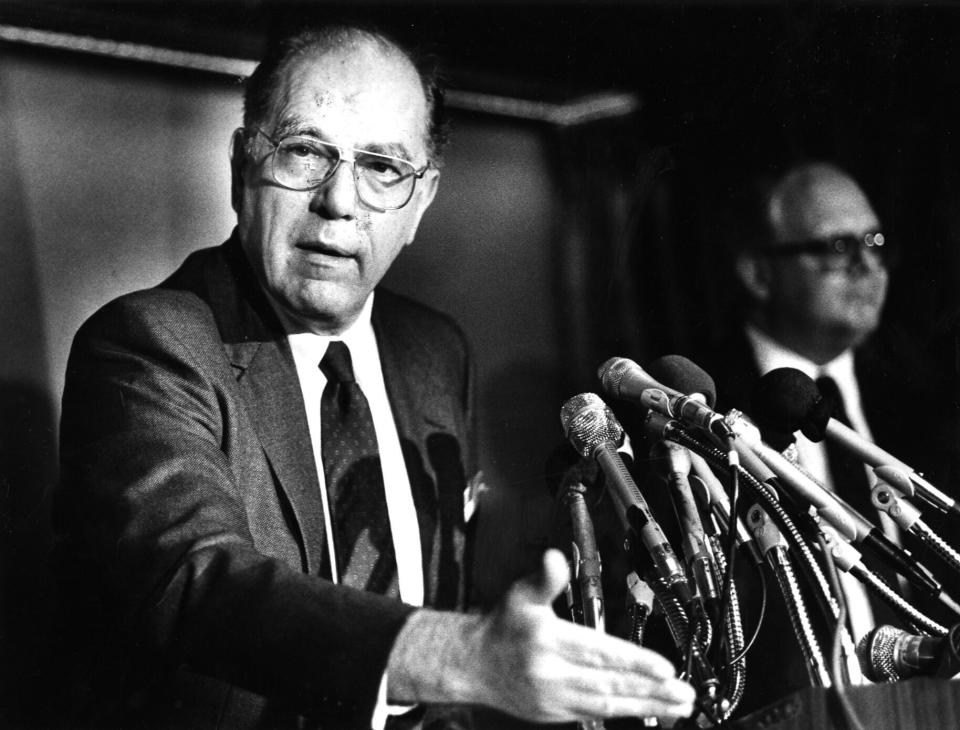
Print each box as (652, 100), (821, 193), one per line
(388, 549), (695, 723)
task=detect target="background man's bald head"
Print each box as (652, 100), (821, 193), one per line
(767, 162), (879, 244)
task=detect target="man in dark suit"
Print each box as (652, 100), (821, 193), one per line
(696, 161), (958, 715)
(55, 24), (694, 730)
(707, 161), (953, 508)
(708, 162), (890, 407)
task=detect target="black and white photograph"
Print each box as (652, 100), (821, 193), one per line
(3, 1), (960, 728)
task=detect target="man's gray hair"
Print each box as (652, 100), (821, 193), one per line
(242, 24), (449, 164)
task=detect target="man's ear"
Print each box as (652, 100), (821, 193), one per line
(414, 168), (439, 215)
(402, 168), (440, 247)
(229, 129), (247, 214)
(734, 252), (772, 303)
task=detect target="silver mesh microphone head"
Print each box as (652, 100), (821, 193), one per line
(857, 624), (902, 682)
(597, 357), (630, 397)
(560, 392), (624, 458)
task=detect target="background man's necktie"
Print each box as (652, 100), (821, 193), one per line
(816, 375), (875, 520)
(320, 341), (399, 597)
(817, 373), (902, 625)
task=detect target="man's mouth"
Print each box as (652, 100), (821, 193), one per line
(296, 240), (352, 258)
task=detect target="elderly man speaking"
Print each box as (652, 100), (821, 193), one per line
(54, 23), (694, 730)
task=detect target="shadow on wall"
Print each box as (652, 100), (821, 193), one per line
(0, 65), (60, 728)
(471, 358), (565, 608)
(0, 385), (59, 729)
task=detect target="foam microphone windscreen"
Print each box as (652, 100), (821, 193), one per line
(645, 354), (717, 408)
(752, 367), (832, 445)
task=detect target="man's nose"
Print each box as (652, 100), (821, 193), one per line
(310, 162), (357, 218)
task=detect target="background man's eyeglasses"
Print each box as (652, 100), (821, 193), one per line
(249, 129), (431, 211)
(763, 232), (895, 272)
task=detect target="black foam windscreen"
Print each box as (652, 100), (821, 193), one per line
(752, 367), (833, 444)
(646, 354), (717, 408)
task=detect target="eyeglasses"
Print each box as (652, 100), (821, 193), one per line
(249, 129), (432, 211)
(763, 231), (895, 272)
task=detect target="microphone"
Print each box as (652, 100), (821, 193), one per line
(754, 367), (960, 521)
(560, 392), (692, 604)
(857, 624), (960, 682)
(724, 410), (945, 602)
(545, 452), (605, 628)
(625, 571), (656, 646)
(565, 482), (605, 630)
(646, 354), (718, 407)
(650, 440), (719, 621)
(871, 469), (960, 616)
(597, 356), (731, 439)
(686, 446), (764, 567)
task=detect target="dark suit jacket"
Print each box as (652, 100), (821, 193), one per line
(690, 326), (960, 717)
(55, 233), (475, 729)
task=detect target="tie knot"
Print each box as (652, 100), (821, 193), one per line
(320, 341), (356, 383)
(815, 374), (838, 395)
(816, 374), (846, 420)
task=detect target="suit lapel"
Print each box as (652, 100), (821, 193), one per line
(229, 339), (327, 574)
(372, 293), (460, 448)
(200, 238), (327, 574)
(373, 293), (466, 609)
(373, 299), (437, 600)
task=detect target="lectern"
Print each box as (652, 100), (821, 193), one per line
(730, 678), (960, 729)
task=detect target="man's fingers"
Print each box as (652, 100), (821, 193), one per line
(578, 693), (695, 723)
(535, 671), (696, 724)
(553, 622), (679, 682)
(563, 645), (694, 701)
(490, 548), (698, 725)
(509, 548), (570, 607)
(609, 669), (696, 707)
(622, 644), (679, 682)
(570, 670), (696, 720)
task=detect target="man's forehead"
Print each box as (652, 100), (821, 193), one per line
(270, 43), (429, 147)
(769, 172), (879, 242)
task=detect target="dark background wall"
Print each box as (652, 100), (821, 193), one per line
(2, 1), (960, 726)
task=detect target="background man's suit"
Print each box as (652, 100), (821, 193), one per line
(692, 325), (960, 716)
(697, 325), (957, 506)
(55, 233), (475, 729)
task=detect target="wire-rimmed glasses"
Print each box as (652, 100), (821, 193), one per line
(249, 129), (432, 212)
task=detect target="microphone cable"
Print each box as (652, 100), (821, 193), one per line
(645, 572), (723, 726)
(672, 421), (950, 673)
(713, 432), (740, 668)
(707, 529), (749, 717)
(815, 530), (867, 730)
(666, 424), (840, 635)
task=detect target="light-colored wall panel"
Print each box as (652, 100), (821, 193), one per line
(2, 54), (240, 404)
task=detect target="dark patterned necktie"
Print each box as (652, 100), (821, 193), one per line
(320, 341), (399, 597)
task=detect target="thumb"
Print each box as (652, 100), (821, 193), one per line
(509, 548), (570, 607)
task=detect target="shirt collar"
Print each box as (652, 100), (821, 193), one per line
(282, 293), (377, 368)
(744, 323), (855, 381)
(817, 348), (856, 385)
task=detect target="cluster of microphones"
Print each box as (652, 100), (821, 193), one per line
(555, 355), (960, 727)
